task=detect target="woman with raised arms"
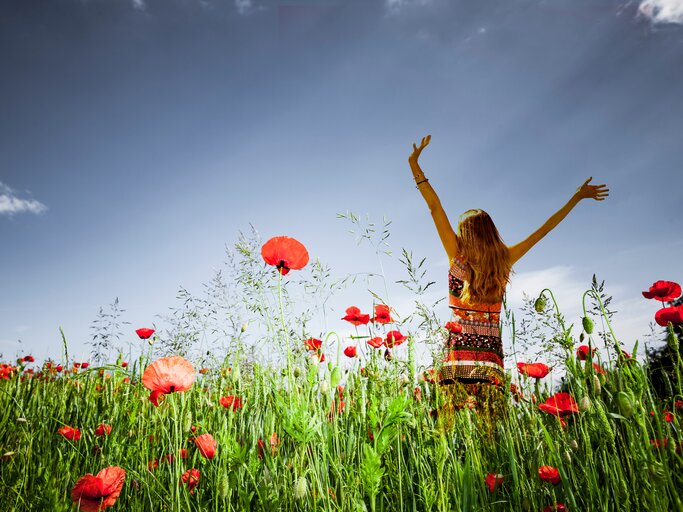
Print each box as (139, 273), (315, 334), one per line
(408, 134), (609, 423)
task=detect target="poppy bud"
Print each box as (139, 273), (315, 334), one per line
(219, 475), (229, 499)
(579, 332), (585, 342)
(563, 450), (572, 464)
(593, 375), (601, 395)
(294, 475), (308, 500)
(400, 376), (410, 386)
(384, 349), (392, 361)
(330, 367), (341, 388)
(569, 439), (579, 451)
(534, 296), (547, 313)
(579, 396), (591, 411)
(16, 417), (27, 424)
(319, 380), (330, 394)
(293, 367), (301, 378)
(241, 322), (248, 333)
(615, 392), (633, 417)
(582, 316), (594, 334)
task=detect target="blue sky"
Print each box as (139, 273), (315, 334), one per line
(1, 0), (682, 368)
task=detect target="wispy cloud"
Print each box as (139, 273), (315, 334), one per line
(638, 0), (683, 24)
(235, 0), (252, 15)
(385, 0), (433, 14)
(0, 181), (47, 217)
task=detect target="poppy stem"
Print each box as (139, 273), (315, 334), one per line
(277, 271), (296, 402)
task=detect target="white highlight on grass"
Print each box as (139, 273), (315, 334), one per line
(638, 0), (683, 24)
(0, 181), (47, 217)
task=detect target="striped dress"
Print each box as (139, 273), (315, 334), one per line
(439, 253), (505, 385)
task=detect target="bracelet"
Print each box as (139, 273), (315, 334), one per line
(415, 178), (429, 188)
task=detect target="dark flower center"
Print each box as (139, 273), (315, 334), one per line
(169, 385), (175, 392)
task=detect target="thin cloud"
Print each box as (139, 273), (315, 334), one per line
(132, 0), (146, 10)
(0, 182), (47, 217)
(638, 0), (683, 24)
(235, 0), (252, 15)
(385, 0), (433, 14)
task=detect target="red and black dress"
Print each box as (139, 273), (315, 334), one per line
(439, 253), (505, 385)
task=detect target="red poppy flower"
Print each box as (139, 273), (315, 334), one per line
(543, 504), (567, 512)
(538, 465), (561, 485)
(55, 365), (63, 372)
(257, 438), (266, 459)
(423, 369), (437, 384)
(642, 280), (682, 302)
(73, 362), (81, 369)
(621, 351), (631, 359)
(58, 426), (82, 441)
(576, 345), (596, 361)
(445, 322), (462, 334)
(654, 305), (683, 327)
(344, 346), (357, 358)
(538, 392), (579, 418)
(194, 433), (217, 459)
(342, 306), (370, 326)
(484, 473), (504, 492)
(220, 395), (243, 411)
(71, 466), (126, 512)
(385, 330), (406, 348)
(592, 363), (607, 375)
(261, 236), (309, 276)
(147, 459), (159, 471)
(517, 362), (550, 379)
(367, 337), (384, 349)
(23, 355), (35, 363)
(304, 338), (323, 351)
(179, 448), (189, 459)
(650, 438), (668, 449)
(270, 431), (280, 455)
(181, 468), (200, 494)
(81, 362), (90, 369)
(95, 424), (112, 437)
(121, 362), (128, 368)
(372, 304), (394, 324)
(664, 411), (674, 423)
(413, 386), (422, 401)
(198, 367), (209, 375)
(676, 399), (683, 411)
(142, 356), (195, 407)
(136, 328), (155, 339)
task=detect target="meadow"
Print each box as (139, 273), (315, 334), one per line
(1, 228), (682, 512)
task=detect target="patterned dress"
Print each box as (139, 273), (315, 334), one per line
(439, 253), (505, 385)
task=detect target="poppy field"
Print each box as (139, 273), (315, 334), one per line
(1, 235), (682, 512)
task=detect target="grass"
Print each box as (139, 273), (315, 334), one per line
(1, 225), (682, 511)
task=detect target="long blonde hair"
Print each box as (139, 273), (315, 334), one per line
(456, 209), (512, 305)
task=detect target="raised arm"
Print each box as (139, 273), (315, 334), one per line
(508, 177), (609, 266)
(409, 134), (459, 262)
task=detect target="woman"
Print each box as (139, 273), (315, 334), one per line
(409, 134), (608, 417)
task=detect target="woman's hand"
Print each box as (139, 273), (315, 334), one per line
(409, 134), (431, 163)
(575, 177), (609, 201)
